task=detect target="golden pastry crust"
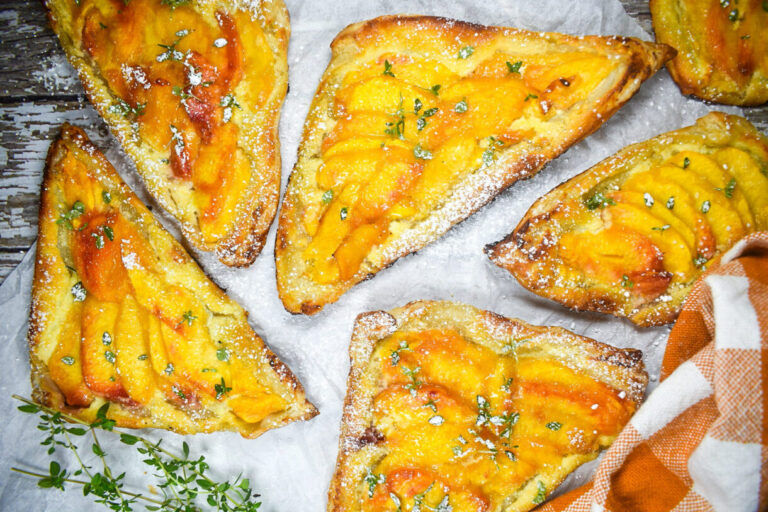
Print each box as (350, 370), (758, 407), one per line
(486, 112), (768, 327)
(328, 300), (647, 512)
(275, 14), (674, 315)
(650, 0), (768, 106)
(43, 0), (290, 266)
(29, 124), (317, 437)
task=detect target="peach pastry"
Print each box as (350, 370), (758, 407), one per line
(276, 14), (674, 315)
(486, 112), (768, 326)
(328, 301), (646, 512)
(29, 124), (317, 437)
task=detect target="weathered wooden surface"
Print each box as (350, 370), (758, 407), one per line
(0, 0), (766, 283)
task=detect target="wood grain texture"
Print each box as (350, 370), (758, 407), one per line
(0, 0), (766, 283)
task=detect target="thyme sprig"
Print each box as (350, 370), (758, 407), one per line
(11, 395), (261, 512)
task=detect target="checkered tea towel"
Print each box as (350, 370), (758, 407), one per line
(541, 232), (768, 512)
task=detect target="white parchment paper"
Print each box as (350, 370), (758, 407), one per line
(0, 0), (741, 510)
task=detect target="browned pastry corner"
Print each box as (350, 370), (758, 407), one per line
(487, 112), (768, 327)
(275, 14), (675, 316)
(328, 300), (647, 512)
(29, 124), (317, 437)
(43, 0), (290, 266)
(651, 0), (768, 105)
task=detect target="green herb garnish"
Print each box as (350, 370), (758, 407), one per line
(108, 99), (146, 119)
(683, 156), (690, 169)
(546, 421), (562, 431)
(458, 46), (474, 59)
(413, 144), (433, 160)
(104, 351), (116, 364)
(56, 201), (85, 230)
(666, 196), (675, 210)
(429, 84), (441, 96)
(181, 310), (196, 326)
(364, 468), (386, 498)
(340, 207), (349, 220)
(214, 378), (232, 400)
(643, 192), (654, 207)
(216, 348), (230, 362)
(506, 60), (522, 74)
(453, 98), (468, 113)
(621, 275), (634, 289)
(701, 200), (711, 214)
(71, 282), (86, 302)
(383, 60), (395, 77)
(532, 481), (547, 505)
(584, 191), (615, 210)
(524, 93), (538, 102)
(724, 178), (736, 199)
(60, 356), (75, 366)
(161, 0), (191, 10)
(321, 189), (334, 204)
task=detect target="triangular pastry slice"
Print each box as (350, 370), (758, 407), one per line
(486, 112), (768, 327)
(276, 15), (675, 315)
(328, 301), (647, 512)
(29, 124), (317, 437)
(43, 0), (290, 266)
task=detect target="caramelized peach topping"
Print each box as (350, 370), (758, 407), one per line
(50, 153), (285, 423)
(304, 51), (612, 283)
(77, 0), (272, 239)
(359, 329), (637, 511)
(562, 147), (768, 301)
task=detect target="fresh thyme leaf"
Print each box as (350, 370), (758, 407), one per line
(56, 201), (85, 230)
(724, 178), (736, 199)
(12, 395), (263, 511)
(453, 98), (468, 113)
(621, 275), (634, 289)
(701, 200), (711, 214)
(214, 378), (232, 400)
(429, 84), (441, 96)
(413, 144), (433, 160)
(506, 60), (522, 74)
(322, 189), (334, 204)
(216, 348), (230, 362)
(666, 196), (675, 210)
(729, 8), (739, 21)
(683, 156), (690, 169)
(364, 468), (386, 498)
(524, 93), (538, 102)
(102, 191), (112, 204)
(584, 191), (615, 210)
(651, 224), (670, 232)
(383, 60), (395, 77)
(643, 192), (654, 207)
(60, 356), (75, 366)
(108, 99), (146, 119)
(71, 282), (87, 302)
(161, 0), (190, 10)
(181, 310), (196, 326)
(340, 207), (349, 220)
(546, 421), (562, 431)
(532, 481), (547, 504)
(458, 46), (474, 59)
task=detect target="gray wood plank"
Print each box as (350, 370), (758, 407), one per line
(0, 0), (84, 99)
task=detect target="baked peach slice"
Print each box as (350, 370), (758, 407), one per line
(487, 112), (768, 326)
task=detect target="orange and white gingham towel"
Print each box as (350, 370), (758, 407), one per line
(542, 232), (768, 512)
